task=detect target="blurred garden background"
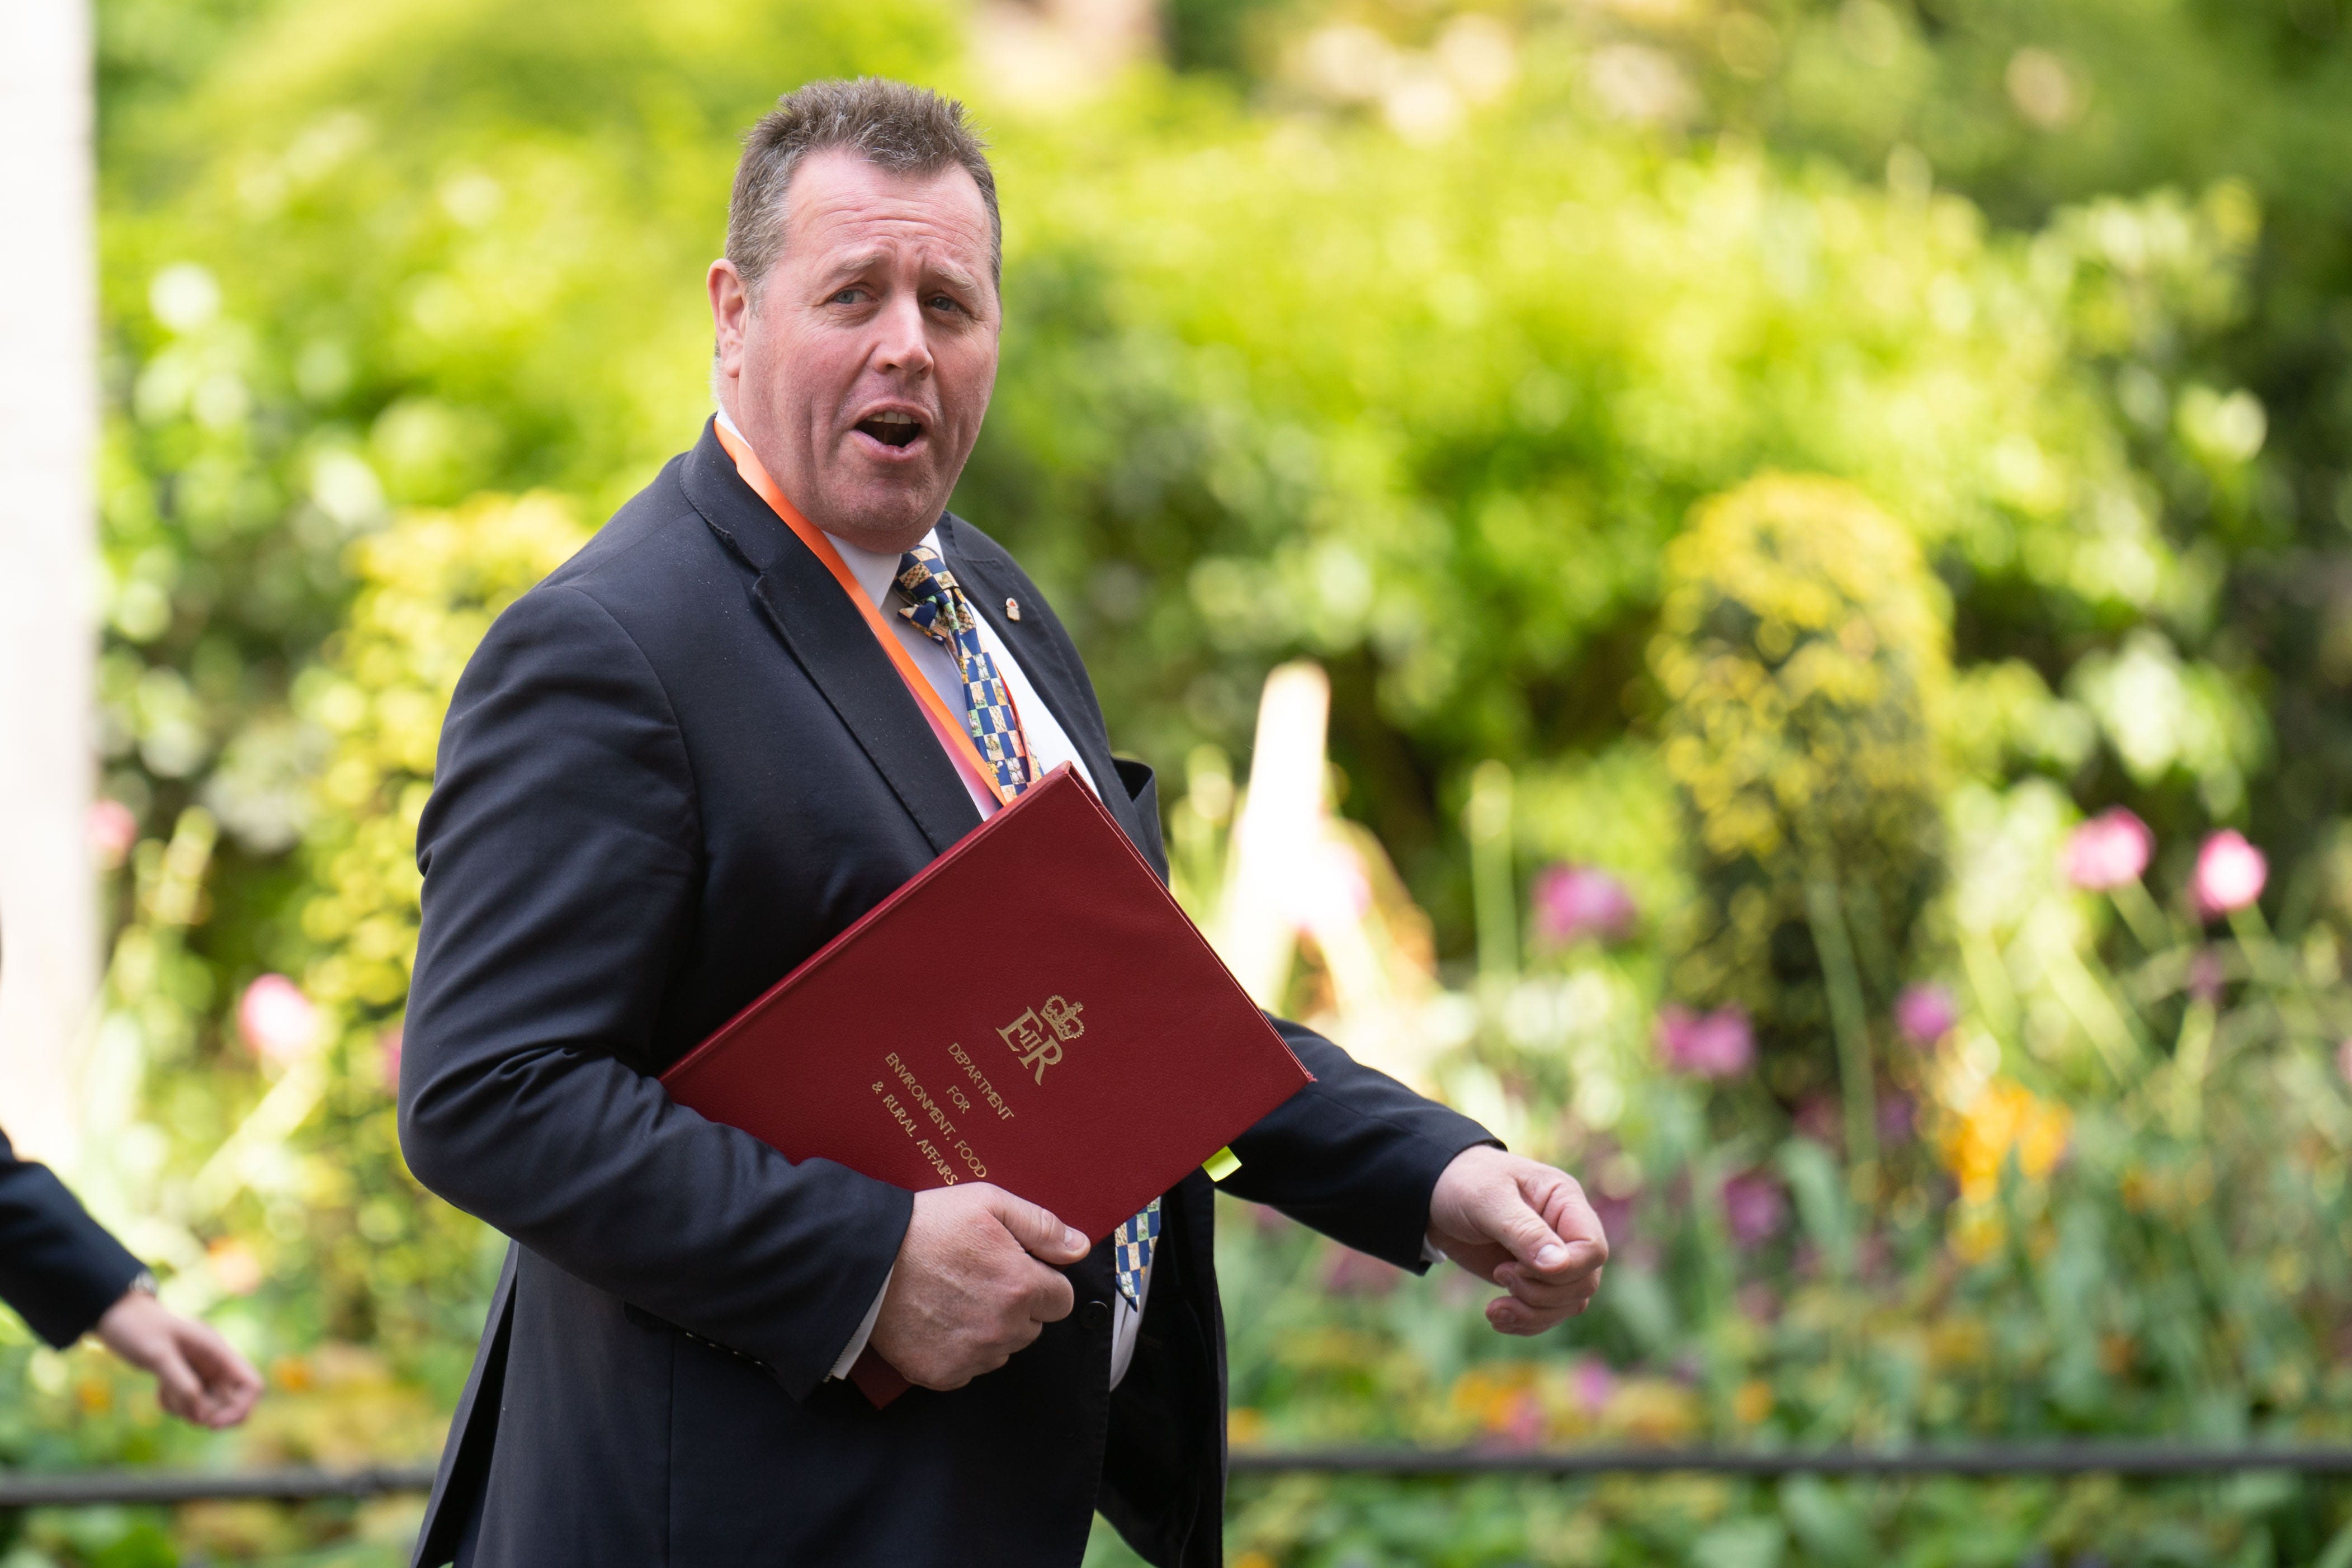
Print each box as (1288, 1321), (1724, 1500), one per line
(9, 0), (2352, 1561)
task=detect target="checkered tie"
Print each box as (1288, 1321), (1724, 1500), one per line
(894, 544), (1160, 1307)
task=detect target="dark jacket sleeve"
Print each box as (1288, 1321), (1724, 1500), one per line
(1222, 1020), (1497, 1270)
(399, 584), (911, 1400)
(0, 1127), (145, 1348)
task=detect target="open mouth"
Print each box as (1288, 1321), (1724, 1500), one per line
(855, 410), (925, 449)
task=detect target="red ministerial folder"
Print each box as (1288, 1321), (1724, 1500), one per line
(660, 763), (1312, 1405)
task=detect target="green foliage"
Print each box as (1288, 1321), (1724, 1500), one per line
(50, 0), (2352, 1559)
(280, 494), (589, 1372)
(92, 0), (953, 874)
(978, 95), (2263, 942)
(1153, 781), (2352, 1563)
(1652, 475), (1948, 1097)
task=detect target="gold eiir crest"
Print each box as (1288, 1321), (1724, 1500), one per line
(1000, 994), (1084, 1084)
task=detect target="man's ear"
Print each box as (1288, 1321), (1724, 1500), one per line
(708, 259), (752, 382)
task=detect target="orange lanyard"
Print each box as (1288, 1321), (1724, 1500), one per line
(712, 420), (1016, 809)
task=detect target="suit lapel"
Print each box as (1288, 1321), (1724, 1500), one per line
(939, 521), (1151, 852)
(679, 423), (983, 858)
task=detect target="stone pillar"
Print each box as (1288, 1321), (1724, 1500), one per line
(0, 0), (99, 1168)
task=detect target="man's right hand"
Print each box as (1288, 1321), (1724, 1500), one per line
(867, 1183), (1089, 1391)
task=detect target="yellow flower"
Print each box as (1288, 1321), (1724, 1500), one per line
(1937, 1077), (2071, 1205)
(1449, 1362), (1543, 1439)
(1732, 1379), (1774, 1425)
(1606, 1377), (1703, 1443)
(1925, 1317), (1990, 1371)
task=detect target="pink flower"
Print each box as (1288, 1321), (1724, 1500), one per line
(1656, 1005), (1754, 1078)
(379, 1024), (404, 1094)
(1570, 1358), (1617, 1415)
(1533, 865), (1637, 945)
(2337, 1040), (2352, 1089)
(1793, 1094), (1841, 1144)
(1489, 1390), (1546, 1448)
(2188, 947), (2226, 1004)
(1894, 983), (1958, 1046)
(1588, 1192), (1635, 1249)
(1877, 1091), (1915, 1144)
(2192, 830), (2266, 917)
(238, 975), (319, 1068)
(1720, 1171), (1787, 1249)
(86, 800), (138, 870)
(2061, 808), (2153, 891)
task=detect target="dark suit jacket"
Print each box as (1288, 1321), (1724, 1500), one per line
(399, 421), (1491, 1568)
(0, 1127), (145, 1349)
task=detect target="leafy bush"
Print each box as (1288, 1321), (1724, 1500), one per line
(281, 494), (587, 1371)
(1651, 474), (1948, 1111)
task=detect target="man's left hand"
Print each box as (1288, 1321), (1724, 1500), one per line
(1427, 1145), (1609, 1335)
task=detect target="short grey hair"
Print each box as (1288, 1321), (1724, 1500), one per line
(726, 78), (1000, 301)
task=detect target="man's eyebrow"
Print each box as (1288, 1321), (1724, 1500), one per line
(924, 257), (984, 296)
(818, 250), (891, 287)
(813, 249), (987, 301)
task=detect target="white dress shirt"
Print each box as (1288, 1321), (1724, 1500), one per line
(714, 409), (1150, 1388)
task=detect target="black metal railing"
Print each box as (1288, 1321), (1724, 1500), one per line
(1225, 1445), (2352, 1477)
(10, 1446), (2352, 1508)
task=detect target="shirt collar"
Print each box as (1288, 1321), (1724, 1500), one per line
(714, 404), (939, 611)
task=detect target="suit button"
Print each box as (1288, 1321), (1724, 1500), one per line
(1080, 1298), (1111, 1330)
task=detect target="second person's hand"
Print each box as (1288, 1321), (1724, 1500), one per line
(95, 1286), (264, 1429)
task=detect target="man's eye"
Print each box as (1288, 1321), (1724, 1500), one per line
(927, 295), (965, 314)
(830, 288), (866, 305)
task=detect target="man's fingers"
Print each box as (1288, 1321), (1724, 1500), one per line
(985, 1188), (1089, 1264)
(148, 1346), (206, 1422)
(1537, 1177), (1611, 1262)
(1486, 1296), (1555, 1335)
(181, 1329), (263, 1425)
(1020, 1263), (1076, 1325)
(1511, 1238), (1607, 1281)
(1493, 1171), (1606, 1280)
(1496, 1263), (1603, 1310)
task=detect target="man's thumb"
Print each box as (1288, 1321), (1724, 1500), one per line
(990, 1191), (1089, 1262)
(1493, 1198), (1574, 1274)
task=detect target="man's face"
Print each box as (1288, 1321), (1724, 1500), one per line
(710, 149), (999, 554)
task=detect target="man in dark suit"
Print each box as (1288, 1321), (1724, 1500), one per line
(400, 78), (1606, 1567)
(0, 1127), (258, 1428)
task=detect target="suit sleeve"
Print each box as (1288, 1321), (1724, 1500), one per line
(0, 1128), (145, 1348)
(399, 584), (911, 1400)
(1221, 1020), (1496, 1270)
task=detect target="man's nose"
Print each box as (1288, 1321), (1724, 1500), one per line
(871, 292), (935, 378)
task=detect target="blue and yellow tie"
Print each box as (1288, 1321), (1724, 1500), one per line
(895, 545), (1160, 1307)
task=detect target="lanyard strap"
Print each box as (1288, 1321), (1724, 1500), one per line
(713, 421), (1016, 809)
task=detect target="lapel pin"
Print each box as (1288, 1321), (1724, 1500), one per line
(1004, 597), (1021, 622)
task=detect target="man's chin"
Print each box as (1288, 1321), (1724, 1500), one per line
(809, 478), (950, 553)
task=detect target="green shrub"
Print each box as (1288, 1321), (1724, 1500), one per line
(1651, 474), (1948, 1105)
(287, 493), (588, 1371)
